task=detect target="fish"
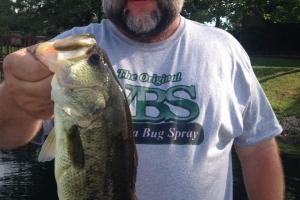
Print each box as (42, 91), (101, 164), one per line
(28, 34), (137, 200)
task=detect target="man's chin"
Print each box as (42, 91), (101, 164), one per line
(107, 1), (179, 41)
(119, 16), (175, 42)
(118, 23), (160, 42)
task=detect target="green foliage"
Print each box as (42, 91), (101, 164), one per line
(36, 0), (102, 36)
(183, 0), (300, 30)
(0, 0), (15, 34)
(0, 0), (102, 37)
(0, 0), (299, 37)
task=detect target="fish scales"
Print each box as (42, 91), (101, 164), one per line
(32, 34), (137, 200)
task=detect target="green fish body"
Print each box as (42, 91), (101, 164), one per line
(32, 34), (137, 200)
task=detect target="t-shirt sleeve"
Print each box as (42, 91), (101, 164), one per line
(234, 69), (283, 146)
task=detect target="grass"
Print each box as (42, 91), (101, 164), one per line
(251, 56), (300, 158)
(277, 138), (300, 157)
(244, 57), (300, 200)
(252, 57), (300, 118)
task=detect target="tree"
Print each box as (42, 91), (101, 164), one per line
(0, 0), (103, 36)
(0, 0), (15, 34)
(37, 0), (102, 36)
(1, 0), (299, 37)
(182, 0), (300, 30)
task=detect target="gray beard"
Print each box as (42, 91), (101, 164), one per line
(123, 7), (162, 34)
(102, 0), (184, 39)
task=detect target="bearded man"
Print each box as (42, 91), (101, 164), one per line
(0, 0), (284, 199)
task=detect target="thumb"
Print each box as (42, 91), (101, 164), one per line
(3, 48), (53, 82)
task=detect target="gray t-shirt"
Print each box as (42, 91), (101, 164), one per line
(40, 16), (282, 200)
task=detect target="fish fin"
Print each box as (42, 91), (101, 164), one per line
(66, 125), (85, 169)
(132, 193), (138, 200)
(38, 128), (56, 162)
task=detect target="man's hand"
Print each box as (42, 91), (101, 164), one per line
(235, 138), (284, 200)
(0, 48), (54, 149)
(2, 48), (54, 119)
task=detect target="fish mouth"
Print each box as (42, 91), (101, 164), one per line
(28, 34), (97, 73)
(27, 42), (59, 72)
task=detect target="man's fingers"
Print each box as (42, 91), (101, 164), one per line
(4, 77), (54, 119)
(5, 72), (53, 99)
(23, 100), (54, 120)
(3, 71), (54, 119)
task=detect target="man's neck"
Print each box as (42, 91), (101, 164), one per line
(117, 15), (181, 43)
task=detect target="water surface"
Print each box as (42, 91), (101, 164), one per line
(0, 144), (57, 200)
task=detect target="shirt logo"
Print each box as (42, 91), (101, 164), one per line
(118, 68), (204, 145)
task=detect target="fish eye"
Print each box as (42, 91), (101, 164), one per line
(88, 53), (100, 65)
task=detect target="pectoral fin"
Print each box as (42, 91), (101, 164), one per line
(66, 125), (85, 169)
(38, 128), (56, 162)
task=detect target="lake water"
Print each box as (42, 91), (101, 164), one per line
(0, 144), (58, 200)
(0, 143), (299, 200)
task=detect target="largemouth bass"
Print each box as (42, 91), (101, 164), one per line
(29, 34), (137, 200)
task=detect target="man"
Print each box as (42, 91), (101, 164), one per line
(0, 0), (284, 199)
